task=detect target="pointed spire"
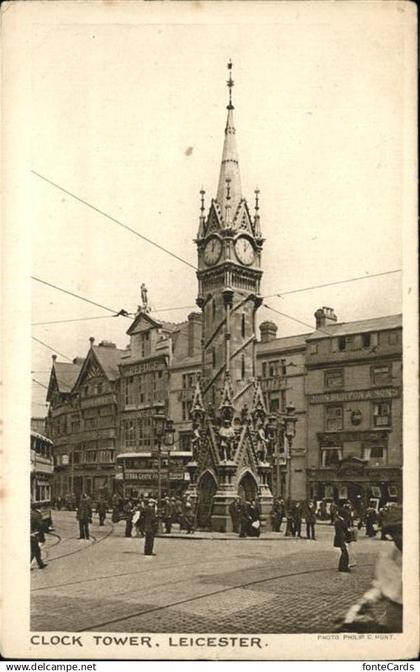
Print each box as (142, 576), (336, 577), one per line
(254, 188), (262, 238)
(251, 379), (267, 424)
(219, 370), (235, 420)
(197, 188), (206, 238)
(216, 60), (242, 222)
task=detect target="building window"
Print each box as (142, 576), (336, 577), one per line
(372, 364), (392, 386)
(362, 333), (371, 348)
(338, 335), (355, 352)
(241, 313), (246, 338)
(320, 447), (343, 467)
(269, 397), (279, 413)
(212, 298), (216, 321)
(179, 432), (191, 452)
(70, 415), (80, 433)
(373, 401), (392, 427)
(363, 444), (386, 461)
(268, 360), (279, 377)
(126, 420), (136, 447)
(309, 342), (318, 354)
(389, 331), (399, 345)
(325, 369), (344, 389)
(280, 359), (287, 376)
(182, 401), (191, 421)
(262, 362), (267, 378)
(241, 354), (246, 380)
(325, 405), (343, 431)
(212, 348), (216, 368)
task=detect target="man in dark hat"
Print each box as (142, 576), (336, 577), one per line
(77, 493), (92, 540)
(333, 507), (351, 572)
(139, 499), (159, 556)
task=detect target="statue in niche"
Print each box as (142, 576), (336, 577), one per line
(218, 419), (235, 462)
(256, 421), (270, 463)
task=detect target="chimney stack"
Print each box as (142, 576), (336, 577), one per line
(259, 321), (278, 343)
(187, 312), (202, 357)
(314, 307), (337, 330)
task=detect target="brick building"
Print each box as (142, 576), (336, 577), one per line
(116, 310), (200, 497)
(305, 309), (402, 509)
(256, 322), (308, 501)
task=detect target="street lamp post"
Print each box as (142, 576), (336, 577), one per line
(284, 401), (297, 501)
(152, 409), (175, 506)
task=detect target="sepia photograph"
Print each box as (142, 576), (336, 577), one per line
(2, 0), (418, 661)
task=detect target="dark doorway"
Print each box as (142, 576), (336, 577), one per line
(238, 471), (258, 502)
(347, 482), (365, 516)
(197, 472), (217, 529)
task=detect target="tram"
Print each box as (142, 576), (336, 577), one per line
(30, 430), (54, 530)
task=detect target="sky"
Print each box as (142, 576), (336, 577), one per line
(30, 3), (407, 415)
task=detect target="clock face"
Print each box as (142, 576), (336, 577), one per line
(203, 237), (222, 266)
(235, 237), (255, 266)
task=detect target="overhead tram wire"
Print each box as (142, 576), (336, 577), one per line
(31, 268), (400, 327)
(264, 268), (402, 299)
(32, 378), (49, 390)
(31, 171), (197, 271)
(31, 336), (73, 361)
(32, 315), (117, 326)
(262, 303), (333, 338)
(31, 276), (132, 317)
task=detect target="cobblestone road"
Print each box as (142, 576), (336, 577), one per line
(31, 511), (388, 633)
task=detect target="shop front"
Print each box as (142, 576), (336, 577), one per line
(307, 456), (401, 514)
(116, 451), (192, 500)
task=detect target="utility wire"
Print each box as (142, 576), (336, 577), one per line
(264, 269), (401, 299)
(263, 303), (332, 337)
(31, 268), (400, 326)
(32, 315), (117, 326)
(32, 276), (131, 317)
(32, 378), (49, 390)
(31, 170), (197, 271)
(31, 336), (73, 361)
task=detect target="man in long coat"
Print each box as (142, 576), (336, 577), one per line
(77, 494), (92, 540)
(139, 499), (159, 556)
(239, 500), (251, 538)
(334, 508), (351, 572)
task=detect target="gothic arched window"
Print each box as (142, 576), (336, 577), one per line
(241, 354), (245, 380)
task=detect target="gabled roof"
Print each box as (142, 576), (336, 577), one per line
(92, 345), (125, 381)
(46, 361), (84, 401)
(126, 311), (163, 336)
(306, 314), (402, 341)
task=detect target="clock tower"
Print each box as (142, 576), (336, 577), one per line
(196, 60), (264, 409)
(188, 62), (273, 532)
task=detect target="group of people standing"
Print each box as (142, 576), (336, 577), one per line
(271, 498), (318, 539)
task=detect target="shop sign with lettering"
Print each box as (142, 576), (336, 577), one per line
(310, 387), (400, 405)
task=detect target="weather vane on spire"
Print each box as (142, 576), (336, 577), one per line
(227, 59), (234, 110)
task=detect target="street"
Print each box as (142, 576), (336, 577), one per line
(31, 511), (389, 633)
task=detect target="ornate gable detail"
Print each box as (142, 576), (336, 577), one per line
(235, 427), (258, 474)
(84, 357), (103, 380)
(205, 201), (224, 235)
(126, 311), (161, 336)
(251, 380), (267, 420)
(232, 199), (253, 234)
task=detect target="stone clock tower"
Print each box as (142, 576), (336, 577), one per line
(187, 62), (274, 532)
(196, 61), (264, 409)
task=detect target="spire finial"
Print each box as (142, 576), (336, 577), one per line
(254, 188), (260, 212)
(226, 59), (234, 110)
(200, 188), (206, 213)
